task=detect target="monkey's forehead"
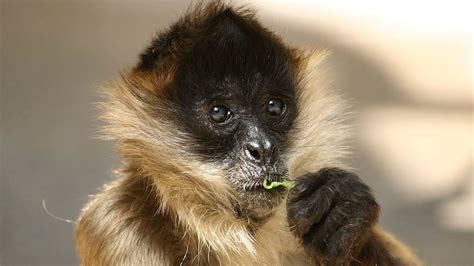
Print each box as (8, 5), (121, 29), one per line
(136, 4), (296, 83)
(178, 14), (291, 82)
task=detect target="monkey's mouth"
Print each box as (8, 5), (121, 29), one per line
(242, 174), (288, 192)
(231, 170), (289, 216)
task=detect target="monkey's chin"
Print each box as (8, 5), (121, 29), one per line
(236, 186), (287, 219)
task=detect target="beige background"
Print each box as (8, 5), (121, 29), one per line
(1, 0), (472, 265)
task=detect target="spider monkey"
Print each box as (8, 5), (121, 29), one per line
(75, 2), (420, 265)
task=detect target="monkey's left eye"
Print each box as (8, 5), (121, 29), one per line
(209, 105), (233, 124)
(266, 98), (286, 116)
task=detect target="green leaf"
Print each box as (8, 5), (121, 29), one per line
(263, 179), (295, 190)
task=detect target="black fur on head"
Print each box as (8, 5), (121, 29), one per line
(135, 2), (303, 218)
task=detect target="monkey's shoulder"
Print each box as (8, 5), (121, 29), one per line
(75, 177), (189, 265)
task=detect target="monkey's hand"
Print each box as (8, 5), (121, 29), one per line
(287, 167), (382, 264)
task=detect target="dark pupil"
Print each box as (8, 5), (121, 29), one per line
(210, 105), (229, 123)
(267, 99), (284, 116)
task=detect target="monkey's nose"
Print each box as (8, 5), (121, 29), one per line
(244, 140), (278, 164)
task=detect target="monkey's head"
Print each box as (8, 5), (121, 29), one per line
(103, 4), (314, 219)
(166, 9), (301, 218)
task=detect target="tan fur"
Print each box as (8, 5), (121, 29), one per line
(288, 49), (353, 177)
(373, 228), (422, 266)
(75, 2), (420, 265)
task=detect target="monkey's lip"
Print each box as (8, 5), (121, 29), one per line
(242, 175), (287, 192)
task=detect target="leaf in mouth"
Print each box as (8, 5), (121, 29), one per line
(262, 179), (294, 190)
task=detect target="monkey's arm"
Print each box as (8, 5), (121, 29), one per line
(286, 168), (421, 265)
(75, 178), (176, 266)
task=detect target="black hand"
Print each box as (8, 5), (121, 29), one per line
(287, 168), (380, 262)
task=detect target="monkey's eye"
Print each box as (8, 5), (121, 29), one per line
(209, 105), (233, 124)
(266, 98), (285, 116)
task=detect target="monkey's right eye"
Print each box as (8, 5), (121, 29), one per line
(209, 105), (233, 124)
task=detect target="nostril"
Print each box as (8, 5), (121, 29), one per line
(269, 146), (278, 163)
(246, 145), (261, 161)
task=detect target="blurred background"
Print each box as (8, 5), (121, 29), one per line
(1, 0), (472, 265)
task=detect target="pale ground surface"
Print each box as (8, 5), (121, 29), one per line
(1, 1), (472, 265)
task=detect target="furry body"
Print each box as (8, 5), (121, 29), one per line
(75, 3), (420, 265)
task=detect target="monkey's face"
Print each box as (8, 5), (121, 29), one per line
(161, 13), (299, 218)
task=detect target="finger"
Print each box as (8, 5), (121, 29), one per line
(301, 202), (348, 254)
(289, 172), (329, 203)
(324, 217), (370, 258)
(288, 184), (338, 224)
